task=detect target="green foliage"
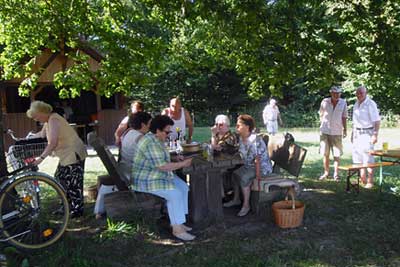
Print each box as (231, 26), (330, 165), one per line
(99, 218), (136, 240)
(1, 0), (400, 114)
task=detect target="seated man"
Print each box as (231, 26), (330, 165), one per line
(94, 112), (152, 219)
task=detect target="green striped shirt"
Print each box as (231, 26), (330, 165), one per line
(131, 133), (175, 192)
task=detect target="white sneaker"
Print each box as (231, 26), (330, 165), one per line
(173, 231), (196, 241)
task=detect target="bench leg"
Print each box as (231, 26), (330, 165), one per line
(346, 170), (360, 193)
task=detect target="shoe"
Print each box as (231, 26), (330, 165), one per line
(364, 183), (374, 189)
(173, 231), (196, 241)
(333, 174), (340, 182)
(237, 207), (250, 217)
(319, 174), (329, 180)
(182, 224), (192, 231)
(95, 213), (104, 220)
(223, 200), (241, 208)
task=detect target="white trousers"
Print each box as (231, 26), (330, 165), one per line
(352, 132), (374, 164)
(149, 177), (189, 225)
(94, 185), (118, 214)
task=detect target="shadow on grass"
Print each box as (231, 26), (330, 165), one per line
(11, 134), (400, 267)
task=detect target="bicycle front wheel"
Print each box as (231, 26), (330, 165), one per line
(0, 174), (70, 249)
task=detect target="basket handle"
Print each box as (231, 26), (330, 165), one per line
(284, 187), (296, 210)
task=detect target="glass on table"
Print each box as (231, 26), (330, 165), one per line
(382, 142), (389, 153)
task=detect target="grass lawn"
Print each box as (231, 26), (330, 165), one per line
(2, 128), (400, 267)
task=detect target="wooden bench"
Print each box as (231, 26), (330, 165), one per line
(339, 162), (395, 193)
(250, 133), (307, 217)
(87, 132), (163, 219)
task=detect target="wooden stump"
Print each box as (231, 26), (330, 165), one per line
(104, 191), (163, 220)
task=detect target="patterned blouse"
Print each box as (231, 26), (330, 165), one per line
(238, 133), (273, 176)
(215, 131), (238, 153)
(131, 133), (175, 192)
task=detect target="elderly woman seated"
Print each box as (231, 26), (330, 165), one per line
(211, 114), (238, 154)
(223, 114), (273, 217)
(131, 115), (195, 241)
(94, 112), (152, 219)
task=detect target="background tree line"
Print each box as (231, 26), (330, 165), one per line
(1, 0), (400, 125)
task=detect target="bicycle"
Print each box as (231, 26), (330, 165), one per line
(0, 130), (70, 250)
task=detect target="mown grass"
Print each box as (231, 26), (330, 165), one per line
(2, 128), (400, 267)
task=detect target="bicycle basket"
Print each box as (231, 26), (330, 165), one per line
(6, 139), (47, 170)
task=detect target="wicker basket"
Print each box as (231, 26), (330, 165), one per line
(272, 188), (305, 228)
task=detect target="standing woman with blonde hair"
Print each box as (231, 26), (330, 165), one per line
(27, 100), (87, 218)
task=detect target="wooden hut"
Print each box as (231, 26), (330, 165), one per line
(0, 47), (127, 149)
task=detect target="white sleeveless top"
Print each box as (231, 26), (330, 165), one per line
(169, 107), (186, 140)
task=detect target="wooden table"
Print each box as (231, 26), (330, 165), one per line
(369, 149), (400, 190)
(180, 153), (243, 227)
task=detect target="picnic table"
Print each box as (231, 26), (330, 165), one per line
(178, 152), (243, 227)
(369, 148), (400, 190)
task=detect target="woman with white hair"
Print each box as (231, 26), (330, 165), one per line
(262, 98), (283, 135)
(210, 114), (237, 153)
(26, 100), (87, 218)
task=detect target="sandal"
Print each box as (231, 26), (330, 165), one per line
(237, 207), (250, 217)
(364, 183), (374, 189)
(333, 174), (340, 182)
(319, 174), (329, 180)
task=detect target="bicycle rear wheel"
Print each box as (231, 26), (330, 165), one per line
(0, 174), (70, 249)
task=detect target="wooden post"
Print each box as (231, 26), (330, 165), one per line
(0, 91), (8, 176)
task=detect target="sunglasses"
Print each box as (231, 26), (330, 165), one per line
(216, 123), (225, 127)
(164, 130), (172, 134)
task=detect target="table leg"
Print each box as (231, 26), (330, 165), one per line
(379, 156), (383, 192)
(188, 171), (208, 224)
(206, 169), (224, 222)
(346, 171), (351, 192)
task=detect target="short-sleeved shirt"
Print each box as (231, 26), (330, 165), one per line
(319, 97), (347, 135)
(262, 105), (280, 124)
(238, 133), (273, 176)
(131, 133), (175, 192)
(352, 96), (380, 128)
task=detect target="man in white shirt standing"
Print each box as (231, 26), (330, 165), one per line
(262, 98), (283, 135)
(319, 86), (348, 181)
(352, 85), (381, 188)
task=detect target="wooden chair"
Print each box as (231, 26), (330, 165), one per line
(87, 131), (129, 191)
(250, 133), (307, 217)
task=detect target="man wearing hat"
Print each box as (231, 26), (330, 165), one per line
(318, 86), (348, 181)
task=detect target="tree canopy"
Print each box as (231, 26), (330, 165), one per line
(1, 0), (400, 114)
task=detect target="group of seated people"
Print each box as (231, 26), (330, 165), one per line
(95, 101), (275, 241)
(23, 99), (275, 242)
